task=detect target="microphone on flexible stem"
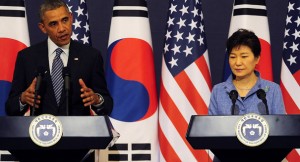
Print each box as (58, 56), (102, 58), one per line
(32, 66), (46, 116)
(62, 67), (71, 116)
(256, 89), (269, 115)
(229, 90), (238, 115)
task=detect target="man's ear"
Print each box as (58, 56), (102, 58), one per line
(70, 13), (73, 24)
(38, 22), (47, 34)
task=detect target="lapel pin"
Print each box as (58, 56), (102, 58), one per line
(74, 58), (79, 60)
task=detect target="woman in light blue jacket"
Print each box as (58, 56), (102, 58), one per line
(209, 29), (286, 115)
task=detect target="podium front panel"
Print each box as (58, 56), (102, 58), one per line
(186, 115), (300, 149)
(0, 116), (114, 150)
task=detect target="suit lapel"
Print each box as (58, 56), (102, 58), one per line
(67, 41), (82, 79)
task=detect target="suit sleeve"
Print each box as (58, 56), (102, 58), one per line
(5, 51), (29, 116)
(270, 84), (286, 115)
(90, 51), (113, 115)
(208, 87), (218, 115)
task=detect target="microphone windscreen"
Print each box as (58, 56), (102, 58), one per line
(35, 66), (46, 92)
(62, 67), (71, 77)
(36, 66), (46, 77)
(256, 89), (266, 100)
(229, 90), (238, 100)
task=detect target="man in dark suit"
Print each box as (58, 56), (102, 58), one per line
(5, 0), (112, 116)
(5, 0), (113, 161)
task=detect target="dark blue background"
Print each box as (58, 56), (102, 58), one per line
(24, 0), (288, 88)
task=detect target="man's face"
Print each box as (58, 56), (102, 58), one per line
(38, 6), (73, 47)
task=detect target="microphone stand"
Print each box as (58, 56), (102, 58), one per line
(30, 66), (46, 116)
(229, 90), (238, 115)
(262, 99), (269, 115)
(63, 67), (70, 116)
(231, 101), (236, 115)
(31, 93), (37, 116)
(66, 89), (69, 116)
(31, 75), (42, 116)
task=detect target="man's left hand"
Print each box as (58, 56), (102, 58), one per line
(79, 78), (100, 107)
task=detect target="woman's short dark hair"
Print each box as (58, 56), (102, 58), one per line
(226, 29), (261, 58)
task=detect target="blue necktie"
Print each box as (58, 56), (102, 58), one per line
(52, 48), (64, 105)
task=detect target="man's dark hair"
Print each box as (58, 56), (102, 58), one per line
(226, 29), (261, 58)
(39, 0), (69, 22)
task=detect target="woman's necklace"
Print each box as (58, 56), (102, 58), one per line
(235, 85), (252, 90)
(233, 78), (256, 91)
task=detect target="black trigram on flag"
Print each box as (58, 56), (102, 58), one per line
(107, 143), (151, 161)
(0, 0), (25, 17)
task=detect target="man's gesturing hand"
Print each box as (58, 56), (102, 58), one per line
(20, 78), (41, 108)
(79, 78), (100, 107)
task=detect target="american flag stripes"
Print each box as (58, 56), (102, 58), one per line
(158, 0), (212, 161)
(281, 0), (300, 161)
(66, 0), (92, 45)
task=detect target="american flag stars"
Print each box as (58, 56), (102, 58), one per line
(66, 0), (92, 45)
(163, 0), (207, 76)
(283, 1), (300, 73)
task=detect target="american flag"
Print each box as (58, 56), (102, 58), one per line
(158, 0), (212, 161)
(281, 0), (300, 161)
(65, 0), (92, 45)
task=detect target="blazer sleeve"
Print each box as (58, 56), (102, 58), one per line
(90, 50), (113, 115)
(5, 51), (30, 116)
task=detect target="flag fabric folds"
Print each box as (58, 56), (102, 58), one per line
(0, 0), (30, 116)
(65, 0), (92, 45)
(281, 0), (300, 161)
(224, 0), (273, 81)
(101, 0), (159, 161)
(158, 0), (212, 161)
(0, 0), (29, 160)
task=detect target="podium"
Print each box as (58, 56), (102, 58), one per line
(0, 116), (117, 162)
(186, 115), (300, 162)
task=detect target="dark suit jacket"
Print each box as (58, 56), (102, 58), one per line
(5, 40), (113, 116)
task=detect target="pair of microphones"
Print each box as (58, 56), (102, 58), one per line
(229, 89), (269, 115)
(31, 66), (70, 116)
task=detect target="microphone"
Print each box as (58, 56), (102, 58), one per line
(62, 67), (71, 116)
(256, 89), (269, 115)
(32, 66), (46, 116)
(229, 90), (238, 115)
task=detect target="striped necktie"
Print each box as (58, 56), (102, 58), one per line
(52, 48), (64, 105)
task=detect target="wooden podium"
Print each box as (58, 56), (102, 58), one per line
(0, 116), (117, 162)
(186, 115), (300, 162)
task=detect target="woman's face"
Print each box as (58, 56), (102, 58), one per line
(229, 45), (260, 80)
